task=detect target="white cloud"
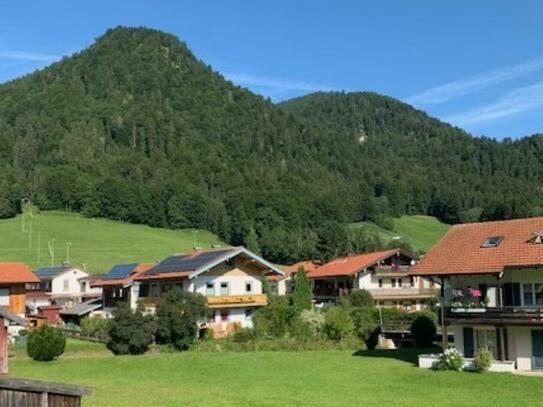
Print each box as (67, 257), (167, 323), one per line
(443, 81), (543, 127)
(0, 51), (60, 62)
(224, 72), (337, 94)
(406, 57), (543, 105)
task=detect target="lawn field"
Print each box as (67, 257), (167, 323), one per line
(393, 215), (450, 252)
(0, 211), (223, 273)
(9, 341), (543, 407)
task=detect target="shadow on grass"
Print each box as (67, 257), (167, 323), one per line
(352, 347), (441, 365)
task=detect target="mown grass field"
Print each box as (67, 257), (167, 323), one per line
(0, 211), (223, 273)
(392, 215), (451, 252)
(9, 340), (543, 407)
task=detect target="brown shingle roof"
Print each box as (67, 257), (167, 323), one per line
(410, 217), (543, 276)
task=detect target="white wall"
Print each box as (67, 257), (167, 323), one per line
(194, 273), (262, 297)
(51, 268), (89, 296)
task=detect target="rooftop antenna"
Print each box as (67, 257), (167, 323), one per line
(48, 239), (55, 266)
(192, 230), (199, 250)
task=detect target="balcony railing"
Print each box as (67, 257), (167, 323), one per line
(367, 288), (439, 300)
(445, 306), (543, 325)
(373, 265), (411, 277)
(139, 294), (268, 310)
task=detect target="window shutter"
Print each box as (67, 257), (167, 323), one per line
(463, 327), (474, 358)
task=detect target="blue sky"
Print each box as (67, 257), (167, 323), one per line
(1, 1), (542, 139)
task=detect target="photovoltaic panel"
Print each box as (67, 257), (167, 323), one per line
(35, 266), (69, 278)
(146, 248), (236, 274)
(103, 263), (138, 279)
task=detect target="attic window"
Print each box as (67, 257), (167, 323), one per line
(529, 231), (543, 245)
(481, 236), (503, 248)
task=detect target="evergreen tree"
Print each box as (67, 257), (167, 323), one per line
(291, 266), (312, 313)
(244, 227), (260, 255)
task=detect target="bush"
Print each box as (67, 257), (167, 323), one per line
(350, 308), (380, 349)
(81, 315), (109, 339)
(107, 304), (154, 355)
(299, 309), (325, 338)
(253, 296), (295, 338)
(27, 325), (66, 361)
(323, 307), (354, 341)
(410, 315), (437, 347)
(232, 327), (257, 343)
(473, 348), (492, 373)
(288, 317), (315, 341)
(341, 289), (374, 308)
(155, 287), (209, 351)
(433, 347), (464, 371)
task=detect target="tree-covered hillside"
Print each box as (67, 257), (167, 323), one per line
(0, 27), (541, 264)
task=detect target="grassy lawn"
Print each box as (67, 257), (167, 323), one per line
(9, 341), (543, 407)
(0, 211), (223, 273)
(393, 215), (450, 252)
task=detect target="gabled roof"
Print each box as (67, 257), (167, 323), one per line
(137, 246), (284, 281)
(60, 298), (102, 317)
(410, 217), (543, 276)
(91, 263), (152, 287)
(0, 263), (39, 284)
(34, 265), (78, 281)
(307, 249), (401, 278)
(283, 261), (320, 275)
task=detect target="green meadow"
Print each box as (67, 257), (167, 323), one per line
(0, 211), (223, 273)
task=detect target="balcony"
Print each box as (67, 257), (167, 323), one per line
(206, 294), (267, 309)
(138, 294), (268, 310)
(445, 306), (543, 325)
(373, 265), (411, 278)
(367, 288), (439, 300)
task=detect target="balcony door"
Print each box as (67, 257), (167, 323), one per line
(531, 330), (543, 370)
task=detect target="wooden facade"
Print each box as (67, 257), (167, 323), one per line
(0, 284), (26, 315)
(0, 378), (93, 407)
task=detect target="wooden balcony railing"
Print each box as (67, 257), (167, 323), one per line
(138, 294), (268, 310)
(373, 265), (411, 277)
(367, 288), (439, 300)
(445, 306), (543, 325)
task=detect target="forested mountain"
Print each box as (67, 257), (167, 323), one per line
(0, 27), (541, 264)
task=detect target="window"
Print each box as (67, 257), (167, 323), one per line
(244, 308), (253, 318)
(245, 281), (253, 293)
(206, 282), (215, 296)
(475, 328), (498, 358)
(208, 310), (216, 323)
(536, 284), (543, 306)
(528, 232), (543, 244)
(523, 284), (535, 306)
(402, 301), (412, 310)
(391, 279), (397, 288)
(81, 281), (87, 292)
(410, 277), (415, 287)
(139, 284), (149, 297)
(378, 279), (383, 288)
(63, 279), (69, 292)
(481, 236), (503, 248)
(220, 310), (229, 321)
(0, 288), (9, 306)
(220, 282), (229, 296)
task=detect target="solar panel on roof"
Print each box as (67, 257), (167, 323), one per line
(146, 249), (236, 274)
(103, 263), (138, 280)
(35, 266), (69, 278)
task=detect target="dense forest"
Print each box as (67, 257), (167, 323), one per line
(0, 27), (541, 263)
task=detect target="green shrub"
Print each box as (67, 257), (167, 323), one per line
(107, 304), (154, 355)
(299, 309), (325, 338)
(200, 327), (214, 341)
(410, 309), (438, 324)
(18, 329), (28, 337)
(81, 315), (109, 339)
(155, 287), (208, 351)
(433, 347), (464, 371)
(379, 307), (408, 322)
(232, 327), (257, 343)
(288, 317), (315, 341)
(473, 348), (492, 373)
(324, 307), (354, 341)
(410, 315), (436, 347)
(253, 296), (294, 338)
(341, 289), (374, 308)
(27, 325), (66, 361)
(350, 308), (380, 349)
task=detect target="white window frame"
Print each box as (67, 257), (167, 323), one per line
(220, 282), (230, 296)
(521, 282), (543, 306)
(245, 281), (253, 294)
(206, 282), (215, 297)
(0, 288), (9, 306)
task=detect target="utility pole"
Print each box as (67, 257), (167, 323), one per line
(192, 230), (199, 250)
(65, 242), (72, 265)
(48, 239), (55, 266)
(37, 231), (41, 265)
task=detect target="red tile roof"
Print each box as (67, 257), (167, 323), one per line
(283, 261), (320, 275)
(410, 217), (543, 276)
(307, 249), (400, 278)
(0, 263), (39, 284)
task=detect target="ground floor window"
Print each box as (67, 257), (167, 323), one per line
(244, 308), (253, 319)
(220, 310), (229, 322)
(208, 310), (216, 323)
(474, 327), (498, 358)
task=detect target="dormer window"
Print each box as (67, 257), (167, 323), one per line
(528, 231), (543, 245)
(481, 236), (503, 248)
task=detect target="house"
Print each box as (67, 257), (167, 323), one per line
(280, 261), (321, 295)
(134, 247), (284, 336)
(30, 265), (100, 309)
(307, 249), (438, 310)
(90, 263), (153, 317)
(410, 217), (543, 372)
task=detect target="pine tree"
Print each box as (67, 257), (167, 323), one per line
(245, 227), (261, 255)
(291, 266), (312, 313)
